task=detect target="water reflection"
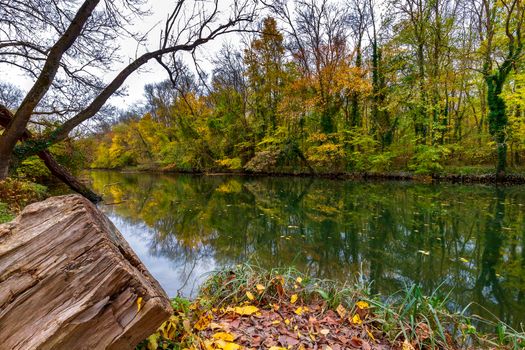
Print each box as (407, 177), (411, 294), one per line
(89, 171), (525, 328)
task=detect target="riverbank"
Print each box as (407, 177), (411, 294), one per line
(138, 264), (523, 350)
(90, 164), (525, 185)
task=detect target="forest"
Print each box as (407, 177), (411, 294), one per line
(2, 1), (525, 349)
(79, 0), (525, 177)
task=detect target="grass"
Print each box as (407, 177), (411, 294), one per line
(139, 263), (525, 350)
(0, 201), (14, 223)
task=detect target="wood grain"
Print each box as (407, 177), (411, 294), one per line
(0, 194), (172, 350)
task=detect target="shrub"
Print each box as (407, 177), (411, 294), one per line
(409, 145), (451, 175)
(215, 157), (242, 171)
(0, 178), (48, 213)
(15, 156), (51, 181)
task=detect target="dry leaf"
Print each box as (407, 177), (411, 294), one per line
(246, 291), (255, 300)
(290, 294), (298, 304)
(214, 339), (241, 350)
(256, 284), (265, 293)
(182, 319), (192, 333)
(294, 307), (305, 315)
(352, 314), (362, 325)
(336, 304), (347, 318)
(296, 277), (303, 283)
(402, 339), (415, 350)
(232, 305), (259, 315)
(320, 329), (330, 335)
(194, 313), (212, 330)
(356, 301), (369, 309)
(213, 332), (235, 342)
(136, 296), (143, 312)
(350, 336), (363, 348)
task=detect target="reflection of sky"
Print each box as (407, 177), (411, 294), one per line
(104, 210), (217, 297)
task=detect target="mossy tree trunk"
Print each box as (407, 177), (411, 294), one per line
(486, 72), (509, 176)
(480, 0), (524, 177)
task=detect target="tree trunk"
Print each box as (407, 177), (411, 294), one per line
(0, 194), (172, 350)
(0, 105), (102, 202)
(486, 75), (508, 176)
(38, 150), (102, 202)
(0, 155), (9, 180)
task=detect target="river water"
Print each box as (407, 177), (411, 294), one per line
(88, 171), (525, 328)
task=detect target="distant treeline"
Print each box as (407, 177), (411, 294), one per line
(84, 0), (525, 175)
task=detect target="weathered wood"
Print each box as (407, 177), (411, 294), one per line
(0, 194), (172, 350)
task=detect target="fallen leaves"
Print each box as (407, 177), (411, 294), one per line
(336, 304), (347, 318)
(290, 294), (298, 304)
(356, 301), (369, 310)
(229, 305), (259, 316)
(246, 291), (255, 300)
(195, 313), (213, 330)
(213, 332), (235, 342)
(256, 284), (265, 293)
(352, 314), (363, 325)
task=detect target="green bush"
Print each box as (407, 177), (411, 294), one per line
(409, 145), (451, 175)
(15, 156), (51, 181)
(369, 152), (395, 173)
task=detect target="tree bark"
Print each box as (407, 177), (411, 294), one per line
(0, 105), (102, 202)
(0, 194), (172, 350)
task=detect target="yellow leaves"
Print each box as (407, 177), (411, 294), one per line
(268, 347), (287, 350)
(213, 332), (235, 342)
(214, 339), (241, 350)
(290, 294), (298, 304)
(417, 250), (430, 256)
(296, 277), (303, 284)
(356, 301), (369, 310)
(246, 291), (255, 300)
(366, 328), (376, 342)
(229, 305), (259, 316)
(158, 316), (179, 339)
(284, 318), (291, 325)
(136, 296), (143, 312)
(294, 306), (308, 315)
(352, 314), (363, 325)
(256, 284), (265, 293)
(195, 313), (213, 330)
(459, 257), (469, 263)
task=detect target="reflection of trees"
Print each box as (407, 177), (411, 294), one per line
(89, 171), (525, 328)
(474, 188), (506, 321)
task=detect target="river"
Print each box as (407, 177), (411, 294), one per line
(88, 170), (525, 329)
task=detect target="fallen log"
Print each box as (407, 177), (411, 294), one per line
(0, 194), (172, 350)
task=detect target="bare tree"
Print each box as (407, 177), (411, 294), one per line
(0, 82), (23, 110)
(0, 0), (257, 196)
